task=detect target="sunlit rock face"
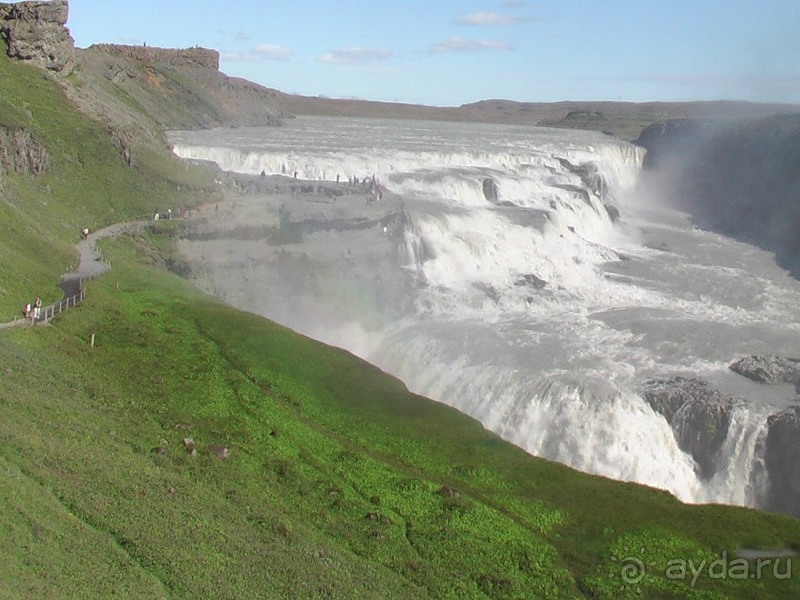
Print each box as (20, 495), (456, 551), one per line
(0, 0), (76, 73)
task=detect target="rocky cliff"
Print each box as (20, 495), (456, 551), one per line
(70, 43), (286, 134)
(89, 43), (220, 71)
(728, 355), (800, 516)
(635, 114), (800, 277)
(633, 119), (716, 170)
(0, 0), (75, 73)
(0, 127), (49, 175)
(763, 406), (800, 516)
(641, 377), (739, 480)
(643, 358), (800, 518)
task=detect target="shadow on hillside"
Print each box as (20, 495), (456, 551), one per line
(644, 114), (800, 278)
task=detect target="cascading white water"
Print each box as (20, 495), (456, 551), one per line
(169, 116), (800, 507)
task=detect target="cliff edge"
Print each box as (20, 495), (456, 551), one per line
(636, 114), (800, 276)
(70, 43), (287, 136)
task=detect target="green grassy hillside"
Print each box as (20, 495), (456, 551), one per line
(0, 51), (217, 317)
(2, 49), (800, 598)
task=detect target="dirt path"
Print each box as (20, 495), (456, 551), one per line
(0, 220), (148, 329)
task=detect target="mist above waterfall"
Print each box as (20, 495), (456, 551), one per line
(170, 116), (800, 513)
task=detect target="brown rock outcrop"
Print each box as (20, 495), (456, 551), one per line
(0, 0), (76, 73)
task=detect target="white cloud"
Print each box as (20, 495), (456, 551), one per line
(318, 47), (393, 64)
(253, 44), (293, 60)
(457, 11), (536, 25)
(221, 44), (294, 62)
(429, 37), (513, 53)
(216, 29), (252, 42)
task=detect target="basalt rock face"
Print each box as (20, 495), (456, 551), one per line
(556, 158), (609, 199)
(728, 354), (800, 516)
(643, 371), (800, 516)
(0, 127), (49, 175)
(641, 377), (739, 480)
(763, 407), (800, 517)
(0, 0), (76, 73)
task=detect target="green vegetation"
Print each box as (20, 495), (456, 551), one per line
(0, 52), (217, 316)
(2, 48), (800, 598)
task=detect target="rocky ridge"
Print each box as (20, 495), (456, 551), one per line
(89, 43), (220, 71)
(1, 0), (285, 146)
(71, 43), (286, 134)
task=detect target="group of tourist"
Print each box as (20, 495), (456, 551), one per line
(22, 296), (42, 323)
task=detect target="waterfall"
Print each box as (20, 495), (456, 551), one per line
(171, 116), (800, 510)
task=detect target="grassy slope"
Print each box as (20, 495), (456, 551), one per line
(2, 52), (800, 598)
(0, 52), (216, 317)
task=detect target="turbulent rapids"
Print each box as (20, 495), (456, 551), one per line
(169, 116), (800, 513)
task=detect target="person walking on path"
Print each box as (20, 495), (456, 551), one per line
(0, 219), (148, 330)
(33, 296), (41, 321)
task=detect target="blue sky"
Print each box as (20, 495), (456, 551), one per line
(67, 0), (800, 106)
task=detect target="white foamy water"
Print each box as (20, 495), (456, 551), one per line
(169, 116), (800, 507)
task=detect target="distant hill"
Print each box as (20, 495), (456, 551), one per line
(279, 94), (800, 141)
